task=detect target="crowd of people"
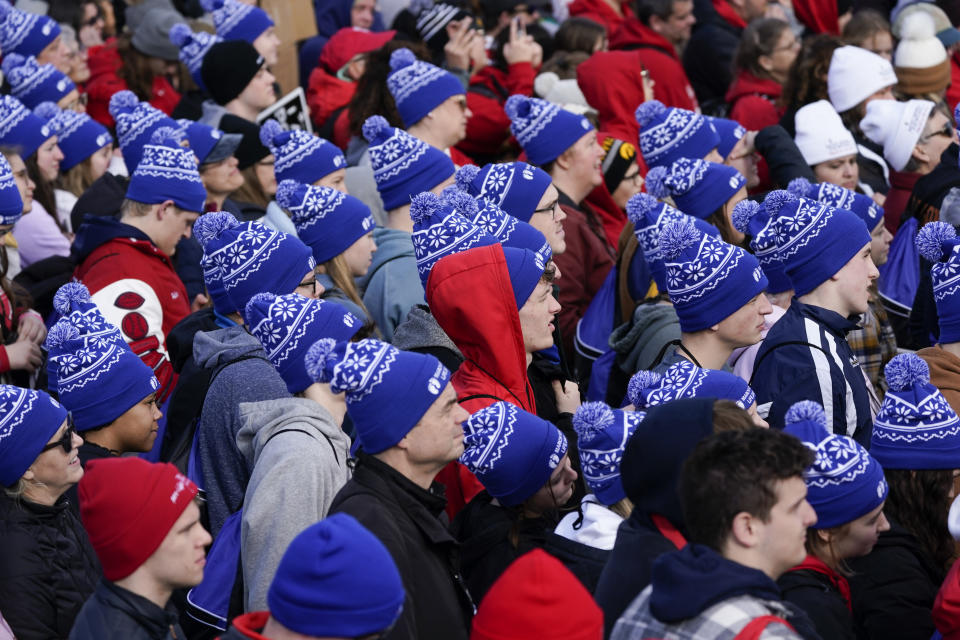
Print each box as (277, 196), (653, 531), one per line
(3, 0), (960, 638)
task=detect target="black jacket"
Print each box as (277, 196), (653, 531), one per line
(682, 0), (741, 111)
(778, 567), (855, 640)
(846, 521), (942, 640)
(329, 453), (474, 640)
(754, 125), (816, 189)
(856, 134), (890, 196)
(69, 580), (185, 640)
(0, 493), (101, 640)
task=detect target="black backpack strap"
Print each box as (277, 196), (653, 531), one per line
(458, 393), (507, 405)
(749, 340), (828, 386)
(467, 75), (510, 102)
(647, 339), (682, 371)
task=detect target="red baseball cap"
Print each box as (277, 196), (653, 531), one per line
(320, 27), (396, 74)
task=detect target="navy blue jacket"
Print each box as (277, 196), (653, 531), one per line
(752, 300), (873, 448)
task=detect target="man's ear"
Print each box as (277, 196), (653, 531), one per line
(156, 200), (177, 220)
(729, 510), (760, 549)
(911, 143), (931, 167)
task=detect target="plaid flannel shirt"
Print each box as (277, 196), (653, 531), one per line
(847, 288), (897, 399)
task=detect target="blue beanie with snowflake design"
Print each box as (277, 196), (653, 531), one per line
(505, 95), (595, 167)
(276, 180), (375, 265)
(456, 162), (553, 222)
(917, 221), (960, 344)
(636, 100), (720, 169)
(572, 402), (644, 505)
(627, 360), (755, 411)
(387, 48), (464, 128)
(646, 157), (745, 221)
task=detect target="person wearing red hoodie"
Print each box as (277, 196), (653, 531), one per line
(568, 0), (635, 34)
(307, 27), (395, 150)
(725, 18), (797, 131)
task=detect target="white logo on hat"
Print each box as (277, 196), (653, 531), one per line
(151, 377), (159, 390)
(212, 130), (221, 139)
(40, 125), (49, 137)
(534, 251), (545, 271)
(753, 266), (762, 282)
(729, 176), (740, 189)
(362, 217), (372, 230)
(522, 165), (535, 180)
(170, 474), (190, 503)
(334, 155), (345, 167)
(343, 314), (356, 327)
(427, 377), (441, 394)
(96, 133), (110, 146)
(56, 79), (67, 91)
(42, 22), (52, 35)
(580, 118), (590, 130)
(877, 479), (886, 498)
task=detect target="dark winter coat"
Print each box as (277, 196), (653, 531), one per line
(847, 521), (942, 640)
(779, 563), (855, 640)
(69, 580), (184, 640)
(0, 493), (101, 640)
(329, 453), (474, 640)
(682, 0), (742, 111)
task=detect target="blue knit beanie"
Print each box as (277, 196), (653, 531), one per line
(442, 187), (552, 263)
(646, 157), (746, 221)
(635, 100), (720, 169)
(268, 513), (405, 638)
(46, 284), (160, 432)
(627, 360), (756, 410)
(625, 192), (719, 293)
(705, 116), (745, 159)
(2, 54), (74, 110)
(194, 211), (316, 316)
(872, 353), (960, 470)
(572, 402), (644, 505)
(0, 94), (51, 159)
(34, 102), (112, 172)
(193, 213), (235, 315)
(245, 293), (361, 393)
(276, 179), (375, 265)
(0, 0), (60, 58)
(505, 95), (595, 167)
(0, 152), (23, 225)
(362, 115), (455, 211)
(125, 131), (207, 213)
(731, 199), (793, 295)
(0, 385), (68, 486)
(387, 48), (464, 128)
(305, 338), (452, 454)
(109, 91), (179, 174)
(788, 177), (884, 233)
(785, 400), (888, 529)
(410, 191), (499, 288)
(763, 190), (870, 297)
(460, 401), (568, 507)
(917, 221), (960, 343)
(659, 218), (767, 332)
(456, 162), (553, 222)
(260, 120), (346, 185)
(177, 119), (241, 166)
(169, 23), (221, 91)
(199, 0), (273, 44)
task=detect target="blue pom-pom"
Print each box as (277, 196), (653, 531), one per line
(504, 95), (528, 121)
(53, 282), (91, 315)
(763, 189), (798, 217)
(785, 400), (827, 428)
(884, 353), (930, 391)
(786, 177), (813, 198)
(455, 164), (480, 195)
(634, 100), (665, 127)
(275, 179), (305, 211)
(305, 338), (338, 382)
(1, 53), (25, 76)
(955, 103), (960, 129)
(658, 218), (700, 260)
(259, 119), (282, 147)
(193, 211), (237, 247)
(169, 23), (192, 47)
(573, 402), (616, 439)
(389, 48), (417, 71)
(645, 166), (669, 199)
(244, 292), (276, 326)
(32, 101), (60, 124)
(627, 370), (661, 408)
(409, 192), (443, 225)
(44, 320), (80, 350)
(916, 221), (956, 263)
(108, 90), (139, 117)
(362, 115), (390, 143)
(441, 186), (478, 218)
(731, 199), (760, 234)
(0, 0), (11, 18)
(625, 192), (659, 226)
(150, 126), (184, 145)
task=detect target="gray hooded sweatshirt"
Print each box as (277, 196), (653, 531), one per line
(237, 397), (352, 612)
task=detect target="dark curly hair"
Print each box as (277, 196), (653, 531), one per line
(347, 40), (433, 137)
(883, 468), (956, 576)
(780, 34), (843, 113)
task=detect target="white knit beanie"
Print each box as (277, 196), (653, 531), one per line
(794, 100), (858, 166)
(828, 45), (898, 113)
(860, 98), (934, 171)
(894, 11), (951, 95)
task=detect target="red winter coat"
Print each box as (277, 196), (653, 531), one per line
(458, 62), (536, 159)
(84, 39), (180, 130)
(73, 220), (190, 402)
(568, 0), (635, 34)
(428, 244), (537, 518)
(608, 20), (698, 112)
(725, 70), (783, 132)
(307, 66), (355, 149)
(947, 53), (960, 115)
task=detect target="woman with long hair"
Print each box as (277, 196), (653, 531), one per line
(726, 18), (798, 131)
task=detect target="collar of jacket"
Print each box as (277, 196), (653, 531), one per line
(96, 580), (181, 636)
(354, 452), (452, 529)
(791, 298), (861, 335)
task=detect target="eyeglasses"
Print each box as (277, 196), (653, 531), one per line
(297, 276), (319, 291)
(41, 416), (76, 454)
(622, 170), (643, 187)
(532, 200), (559, 220)
(921, 122), (955, 143)
(63, 93), (88, 113)
(771, 38), (801, 53)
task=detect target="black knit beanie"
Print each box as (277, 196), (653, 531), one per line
(201, 40), (264, 106)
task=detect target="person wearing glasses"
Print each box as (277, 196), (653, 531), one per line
(726, 19), (798, 133)
(0, 385), (100, 640)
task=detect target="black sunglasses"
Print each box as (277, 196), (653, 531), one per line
(41, 416), (76, 454)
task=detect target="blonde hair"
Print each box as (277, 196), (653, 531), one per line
(57, 156), (97, 198)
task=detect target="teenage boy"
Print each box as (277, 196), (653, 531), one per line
(752, 191), (878, 446)
(611, 427), (817, 639)
(70, 458), (211, 638)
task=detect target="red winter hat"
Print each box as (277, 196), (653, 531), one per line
(79, 458), (198, 580)
(320, 27), (396, 74)
(471, 550), (603, 640)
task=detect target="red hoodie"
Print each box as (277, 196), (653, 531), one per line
(84, 39), (180, 129)
(307, 66), (355, 149)
(724, 70), (783, 132)
(793, 0), (839, 34)
(428, 244), (537, 517)
(935, 557), (960, 640)
(568, 0), (636, 34)
(458, 62), (536, 159)
(947, 52), (960, 115)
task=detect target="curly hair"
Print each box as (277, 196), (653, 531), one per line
(780, 34), (843, 113)
(347, 40), (432, 137)
(883, 468), (956, 575)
